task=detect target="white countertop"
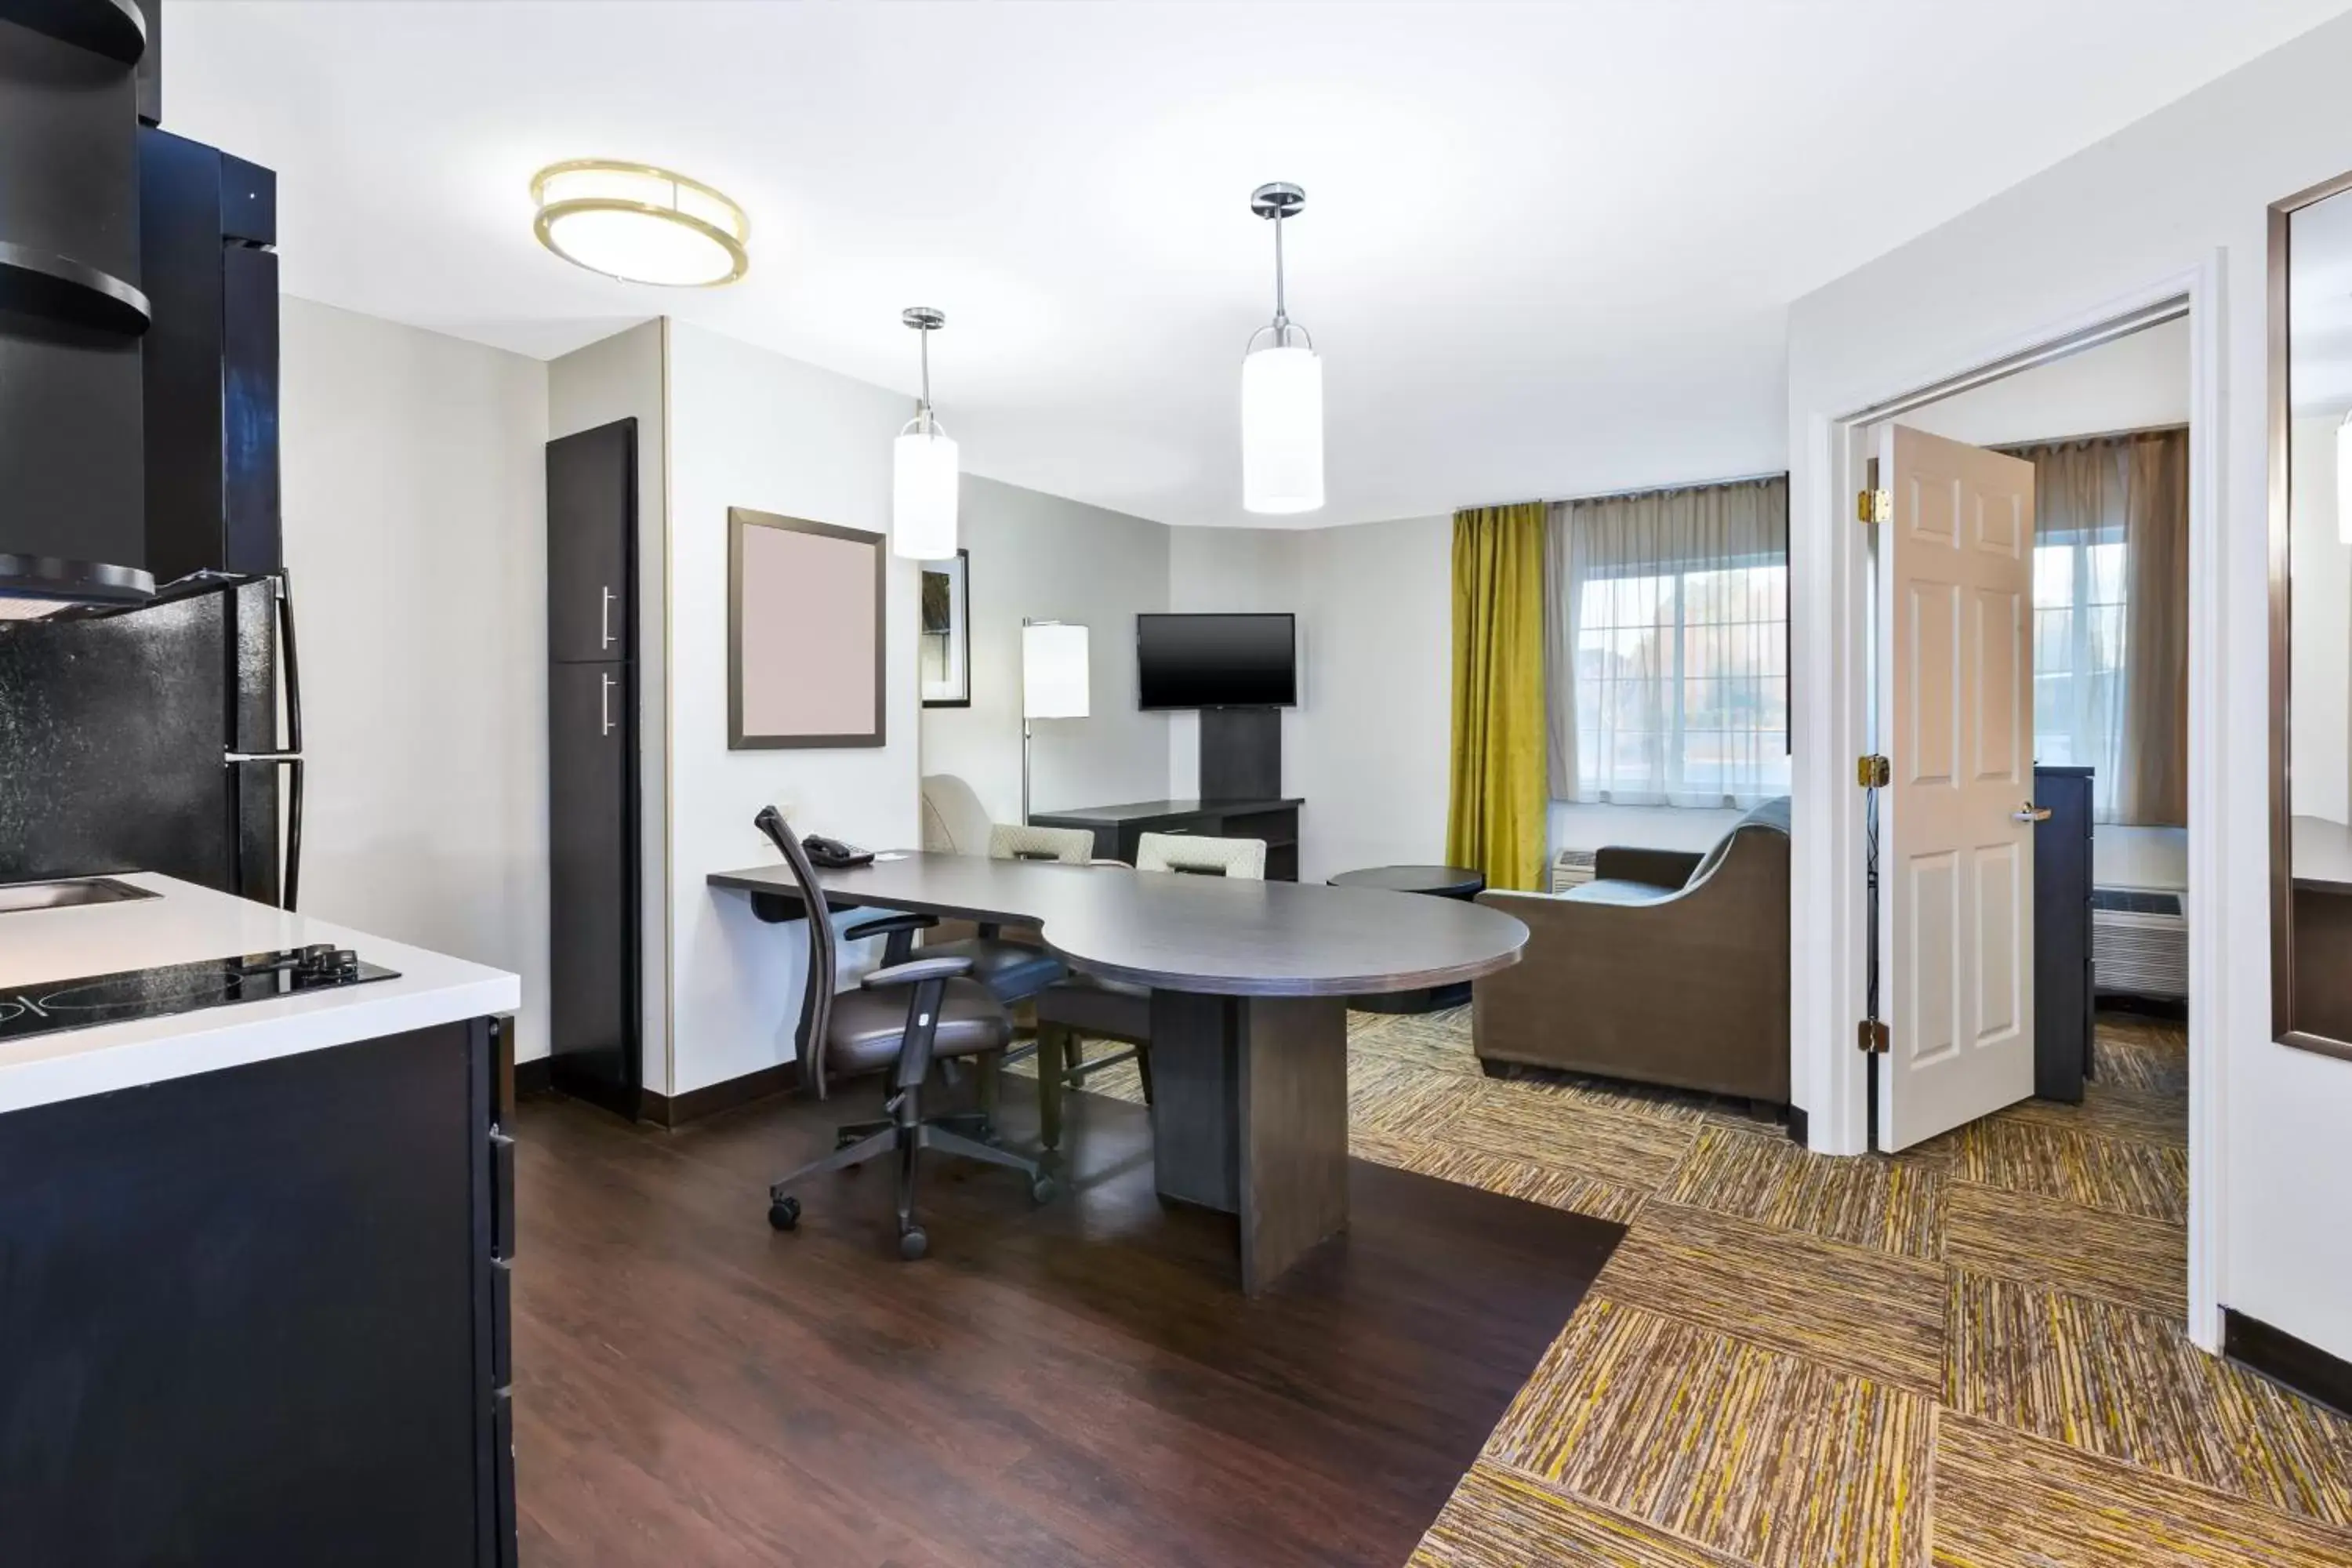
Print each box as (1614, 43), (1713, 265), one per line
(0, 873), (521, 1116)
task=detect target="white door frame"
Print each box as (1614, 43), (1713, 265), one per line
(1793, 254), (2228, 1351)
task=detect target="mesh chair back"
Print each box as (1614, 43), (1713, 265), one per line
(755, 808), (840, 1099)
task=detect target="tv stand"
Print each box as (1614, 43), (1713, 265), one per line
(1198, 706), (1283, 800)
(1029, 797), (1304, 882)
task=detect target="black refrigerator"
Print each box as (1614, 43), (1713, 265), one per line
(0, 572), (301, 903)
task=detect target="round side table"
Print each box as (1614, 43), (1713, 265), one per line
(1327, 864), (1489, 1013)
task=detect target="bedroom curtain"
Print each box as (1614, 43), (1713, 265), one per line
(1544, 477), (1790, 808)
(1446, 503), (1548, 891)
(2005, 428), (2187, 826)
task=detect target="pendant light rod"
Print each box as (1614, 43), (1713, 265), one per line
(1250, 182), (1307, 348)
(903, 305), (944, 434)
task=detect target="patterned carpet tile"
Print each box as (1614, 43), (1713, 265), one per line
(1486, 1297), (1930, 1568)
(1933, 1410), (2352, 1568)
(1952, 1116), (2188, 1223)
(1993, 1079), (2188, 1149)
(1592, 1200), (1947, 1394)
(1942, 1181), (2187, 1316)
(1435, 1083), (1697, 1190)
(1410, 1461), (1757, 1568)
(2091, 1018), (2190, 1097)
(1349, 1007), (1486, 1077)
(1352, 1133), (1652, 1226)
(1352, 1059), (1483, 1138)
(1944, 1270), (2352, 1527)
(1659, 1124), (1944, 1261)
(1489, 1065), (1715, 1125)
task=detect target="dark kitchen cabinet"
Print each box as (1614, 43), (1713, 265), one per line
(2031, 764), (2096, 1104)
(546, 421), (640, 1120)
(547, 419), (635, 664)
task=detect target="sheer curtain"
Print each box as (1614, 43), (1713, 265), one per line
(1544, 477), (1789, 808)
(2005, 429), (2187, 825)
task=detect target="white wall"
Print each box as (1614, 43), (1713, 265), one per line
(547, 320), (672, 1083)
(2291, 412), (2350, 825)
(1893, 315), (2191, 448)
(279, 298), (554, 1056)
(1165, 526), (1308, 805)
(918, 477), (1171, 822)
(662, 323), (920, 1097)
(1786, 14), (2352, 1359)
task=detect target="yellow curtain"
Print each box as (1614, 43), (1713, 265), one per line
(1446, 503), (1548, 891)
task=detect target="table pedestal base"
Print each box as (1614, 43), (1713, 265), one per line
(1147, 991), (1351, 1294)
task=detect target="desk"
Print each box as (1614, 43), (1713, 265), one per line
(709, 852), (1527, 1292)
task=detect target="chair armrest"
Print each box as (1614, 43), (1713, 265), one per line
(1591, 846), (1704, 888)
(843, 913), (938, 943)
(861, 955), (974, 989)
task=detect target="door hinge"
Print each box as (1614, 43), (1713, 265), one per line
(1857, 1018), (1889, 1054)
(1857, 754), (1890, 788)
(1857, 488), (1890, 524)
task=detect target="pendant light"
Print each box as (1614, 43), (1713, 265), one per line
(1241, 181), (1324, 516)
(892, 307), (959, 560)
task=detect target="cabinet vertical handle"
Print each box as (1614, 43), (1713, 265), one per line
(600, 586), (616, 651)
(601, 673), (615, 736)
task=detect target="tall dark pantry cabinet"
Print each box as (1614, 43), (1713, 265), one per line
(547, 420), (642, 1120)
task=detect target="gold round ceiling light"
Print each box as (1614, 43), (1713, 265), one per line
(530, 160), (750, 288)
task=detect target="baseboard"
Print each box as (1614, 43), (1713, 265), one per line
(1785, 1104), (1809, 1148)
(2223, 1308), (2352, 1418)
(641, 1061), (801, 1129)
(514, 1056), (554, 1101)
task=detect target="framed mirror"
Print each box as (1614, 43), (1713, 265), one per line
(2270, 174), (2352, 1059)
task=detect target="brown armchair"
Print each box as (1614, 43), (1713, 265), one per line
(1472, 797), (1790, 1106)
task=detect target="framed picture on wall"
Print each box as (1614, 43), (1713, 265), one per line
(920, 549), (971, 708)
(728, 507), (885, 749)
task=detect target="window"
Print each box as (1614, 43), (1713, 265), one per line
(1573, 558), (1790, 807)
(2033, 530), (2127, 817)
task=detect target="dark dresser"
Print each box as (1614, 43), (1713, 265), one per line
(2032, 764), (2096, 1102)
(1029, 798), (1304, 881)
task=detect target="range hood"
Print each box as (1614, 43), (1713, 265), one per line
(0, 554), (156, 622)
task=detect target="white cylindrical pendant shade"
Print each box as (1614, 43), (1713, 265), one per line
(1242, 344), (1324, 515)
(2337, 414), (2352, 546)
(1022, 622), (1091, 719)
(892, 429), (960, 560)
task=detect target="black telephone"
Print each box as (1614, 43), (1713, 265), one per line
(802, 834), (873, 869)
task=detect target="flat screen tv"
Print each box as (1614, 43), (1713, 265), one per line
(1137, 612), (1296, 709)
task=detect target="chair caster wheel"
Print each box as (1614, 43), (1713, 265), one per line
(1029, 1174), (1057, 1205)
(898, 1226), (929, 1261)
(768, 1196), (800, 1231)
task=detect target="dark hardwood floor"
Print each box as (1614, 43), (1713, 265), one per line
(509, 1077), (1624, 1567)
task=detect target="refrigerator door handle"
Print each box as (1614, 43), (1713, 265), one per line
(601, 672), (616, 736)
(601, 586), (616, 651)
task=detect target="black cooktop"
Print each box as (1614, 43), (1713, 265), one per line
(0, 946), (401, 1043)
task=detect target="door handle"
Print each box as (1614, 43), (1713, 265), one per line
(600, 586), (616, 651)
(2013, 801), (2053, 823)
(601, 673), (616, 736)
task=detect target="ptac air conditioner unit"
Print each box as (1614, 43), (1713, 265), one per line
(2092, 887), (2187, 1001)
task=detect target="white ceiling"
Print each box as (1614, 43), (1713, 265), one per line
(169, 1), (2349, 528)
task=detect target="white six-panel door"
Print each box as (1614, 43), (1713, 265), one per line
(1875, 424), (2038, 1151)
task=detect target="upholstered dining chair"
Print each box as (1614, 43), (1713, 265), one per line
(1029, 833), (1269, 1153)
(753, 807), (1053, 1261)
(1135, 832), (1269, 880)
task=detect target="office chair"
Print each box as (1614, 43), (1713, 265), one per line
(754, 807), (1054, 1260)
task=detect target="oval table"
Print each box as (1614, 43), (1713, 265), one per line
(1326, 864), (1490, 1013)
(709, 851), (1528, 1294)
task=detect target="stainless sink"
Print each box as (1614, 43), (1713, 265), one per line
(0, 877), (159, 915)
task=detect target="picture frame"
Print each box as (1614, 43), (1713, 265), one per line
(919, 549), (971, 708)
(727, 507), (885, 750)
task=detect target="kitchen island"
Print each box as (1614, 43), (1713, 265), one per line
(0, 873), (521, 1566)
